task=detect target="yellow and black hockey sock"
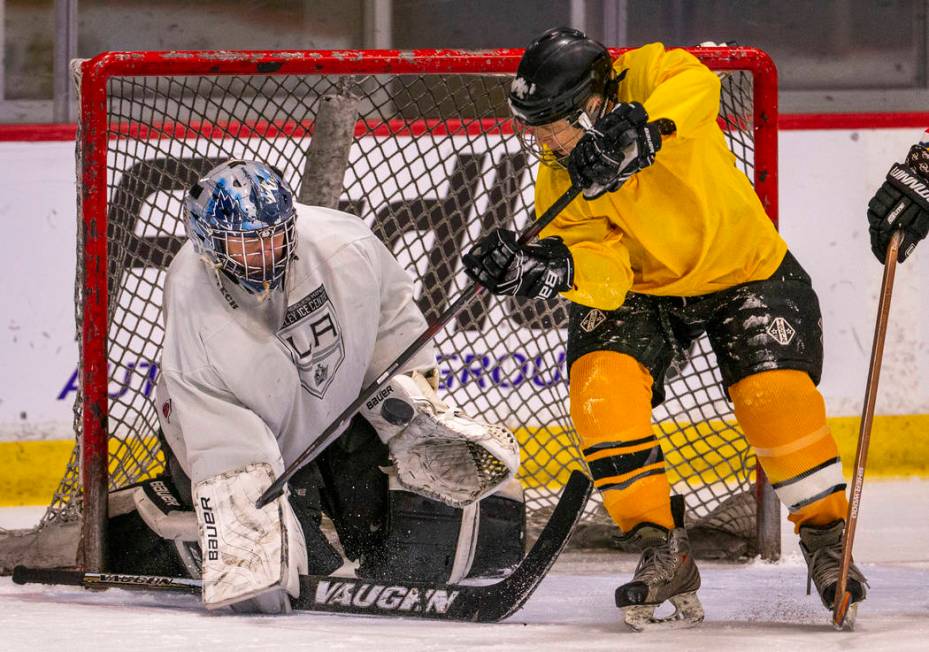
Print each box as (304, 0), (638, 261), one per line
(570, 351), (674, 532)
(729, 369), (848, 531)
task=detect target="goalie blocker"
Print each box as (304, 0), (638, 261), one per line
(106, 413), (525, 610)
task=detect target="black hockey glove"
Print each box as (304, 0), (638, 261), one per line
(462, 229), (574, 299)
(567, 101), (662, 199)
(868, 143), (929, 263)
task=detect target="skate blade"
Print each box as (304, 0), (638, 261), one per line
(622, 591), (704, 632)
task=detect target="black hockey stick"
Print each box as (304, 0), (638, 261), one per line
(255, 117), (675, 509)
(13, 470), (592, 623)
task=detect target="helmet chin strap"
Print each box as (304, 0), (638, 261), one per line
(576, 111), (595, 132)
(574, 93), (613, 135)
(597, 96), (616, 122)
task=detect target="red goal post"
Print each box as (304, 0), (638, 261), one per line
(31, 46), (779, 573)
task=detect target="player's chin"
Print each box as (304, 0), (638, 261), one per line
(541, 146), (572, 167)
(543, 141), (572, 157)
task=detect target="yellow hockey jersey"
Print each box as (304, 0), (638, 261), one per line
(535, 42), (787, 310)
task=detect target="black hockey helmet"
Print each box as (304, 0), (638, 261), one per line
(508, 27), (618, 127)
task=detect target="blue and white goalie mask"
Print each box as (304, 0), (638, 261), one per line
(184, 160), (297, 295)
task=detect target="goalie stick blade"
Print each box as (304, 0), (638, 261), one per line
(11, 472), (592, 623)
(293, 470), (592, 622)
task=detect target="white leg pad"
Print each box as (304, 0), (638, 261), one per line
(194, 463), (307, 612)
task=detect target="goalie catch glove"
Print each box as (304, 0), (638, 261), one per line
(462, 229), (574, 299)
(567, 101), (662, 199)
(194, 463), (308, 614)
(360, 370), (520, 508)
(868, 142), (929, 263)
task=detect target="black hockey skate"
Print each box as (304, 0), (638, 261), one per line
(615, 497), (703, 632)
(799, 520), (868, 627)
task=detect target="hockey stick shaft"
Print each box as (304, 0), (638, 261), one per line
(257, 117), (677, 509)
(832, 230), (903, 628)
(254, 183), (579, 508)
(14, 471), (592, 623)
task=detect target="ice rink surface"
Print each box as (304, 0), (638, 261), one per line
(2, 480), (927, 652)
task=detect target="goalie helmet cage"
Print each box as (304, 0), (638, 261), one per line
(6, 46), (781, 573)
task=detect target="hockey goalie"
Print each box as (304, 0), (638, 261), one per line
(105, 160), (524, 614)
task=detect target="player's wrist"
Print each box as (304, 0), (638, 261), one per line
(905, 142), (929, 178)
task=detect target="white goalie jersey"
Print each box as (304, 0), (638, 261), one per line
(155, 185), (518, 613)
(155, 203), (437, 487)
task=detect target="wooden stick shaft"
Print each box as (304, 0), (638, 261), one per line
(833, 230), (902, 626)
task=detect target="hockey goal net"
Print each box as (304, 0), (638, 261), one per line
(1, 47), (780, 573)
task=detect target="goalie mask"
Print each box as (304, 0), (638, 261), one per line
(509, 27), (621, 167)
(184, 159), (297, 295)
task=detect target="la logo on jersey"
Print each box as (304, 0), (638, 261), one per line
(278, 284), (345, 398)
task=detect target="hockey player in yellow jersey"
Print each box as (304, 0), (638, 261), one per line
(463, 28), (867, 630)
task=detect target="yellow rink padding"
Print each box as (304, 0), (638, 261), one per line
(829, 414), (929, 475)
(3, 414), (929, 506)
(0, 440), (74, 508)
(0, 436), (164, 508)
